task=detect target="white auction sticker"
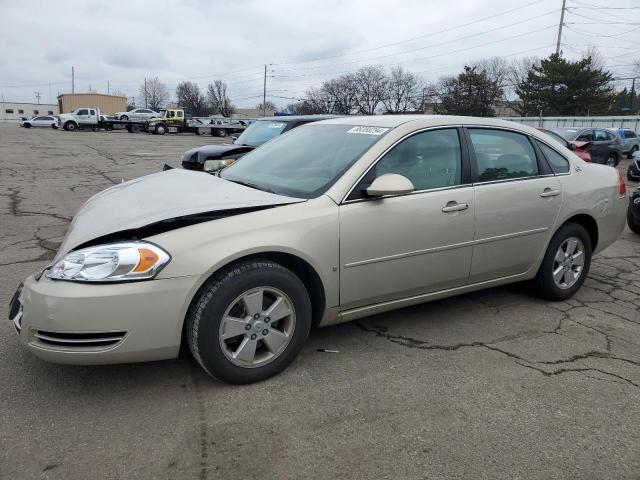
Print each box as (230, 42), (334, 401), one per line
(268, 122), (285, 129)
(347, 126), (389, 135)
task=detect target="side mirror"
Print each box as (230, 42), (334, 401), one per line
(366, 174), (414, 197)
(569, 142), (577, 151)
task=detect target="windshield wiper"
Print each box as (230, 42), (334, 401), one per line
(227, 179), (276, 194)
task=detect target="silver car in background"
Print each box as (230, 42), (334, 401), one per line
(10, 116), (627, 383)
(115, 108), (160, 121)
(20, 115), (58, 129)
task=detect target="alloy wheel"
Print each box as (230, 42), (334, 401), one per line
(218, 287), (296, 368)
(552, 236), (585, 289)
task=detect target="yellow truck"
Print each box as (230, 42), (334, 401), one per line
(146, 108), (247, 136)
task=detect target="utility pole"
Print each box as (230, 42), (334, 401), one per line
(107, 80), (110, 95)
(71, 66), (75, 93)
(263, 64), (267, 117)
(34, 91), (42, 104)
(630, 77), (636, 113)
(555, 0), (567, 56)
(144, 77), (148, 108)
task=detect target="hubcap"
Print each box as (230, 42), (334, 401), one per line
(606, 156), (615, 166)
(218, 287), (295, 368)
(552, 237), (585, 289)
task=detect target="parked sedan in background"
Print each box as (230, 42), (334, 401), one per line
(537, 128), (591, 162)
(550, 127), (623, 166)
(181, 115), (335, 172)
(115, 108), (160, 121)
(10, 116), (627, 384)
(21, 116), (58, 129)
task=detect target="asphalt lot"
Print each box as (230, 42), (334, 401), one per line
(1, 121), (639, 480)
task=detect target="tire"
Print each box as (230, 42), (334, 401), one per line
(120, 115), (129, 121)
(628, 205), (640, 234)
(605, 153), (618, 167)
(91, 126), (99, 132)
(155, 124), (167, 135)
(51, 124), (58, 129)
(185, 259), (312, 384)
(64, 121), (77, 131)
(23, 123), (31, 128)
(129, 124), (141, 133)
(534, 222), (592, 301)
(627, 145), (638, 159)
(217, 128), (227, 137)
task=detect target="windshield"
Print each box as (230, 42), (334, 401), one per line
(222, 123), (390, 199)
(234, 120), (288, 147)
(551, 128), (579, 141)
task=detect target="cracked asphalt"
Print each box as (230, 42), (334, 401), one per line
(1, 122), (640, 479)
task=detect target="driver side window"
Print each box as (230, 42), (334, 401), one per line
(351, 128), (462, 200)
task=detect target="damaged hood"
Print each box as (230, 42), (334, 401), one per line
(55, 169), (304, 260)
(182, 143), (254, 166)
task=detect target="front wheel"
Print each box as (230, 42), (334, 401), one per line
(64, 122), (77, 131)
(217, 128), (227, 137)
(185, 260), (311, 384)
(23, 123), (31, 128)
(534, 223), (592, 301)
(627, 145), (638, 159)
(120, 115), (129, 121)
(605, 154), (618, 167)
(155, 124), (167, 135)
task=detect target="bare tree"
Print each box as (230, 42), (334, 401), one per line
(382, 66), (421, 113)
(254, 100), (277, 113)
(139, 77), (169, 110)
(207, 80), (235, 117)
(323, 74), (359, 114)
(300, 87), (334, 114)
(175, 81), (207, 116)
(353, 65), (388, 115)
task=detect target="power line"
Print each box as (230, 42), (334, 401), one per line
(275, 9), (559, 74)
(271, 0), (547, 66)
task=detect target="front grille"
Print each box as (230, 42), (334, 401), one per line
(33, 330), (126, 349)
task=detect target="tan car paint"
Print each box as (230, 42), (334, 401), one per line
(15, 115), (627, 364)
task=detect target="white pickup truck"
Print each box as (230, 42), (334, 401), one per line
(58, 108), (101, 131)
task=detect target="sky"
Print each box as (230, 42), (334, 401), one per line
(0, 0), (637, 108)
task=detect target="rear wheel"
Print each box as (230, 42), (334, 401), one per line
(129, 124), (141, 133)
(51, 123), (58, 129)
(185, 259), (311, 384)
(217, 128), (227, 137)
(23, 123), (31, 128)
(605, 153), (618, 167)
(534, 222), (592, 301)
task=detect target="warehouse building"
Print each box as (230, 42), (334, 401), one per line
(57, 93), (127, 115)
(1, 102), (59, 121)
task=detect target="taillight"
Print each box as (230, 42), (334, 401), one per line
(618, 170), (626, 197)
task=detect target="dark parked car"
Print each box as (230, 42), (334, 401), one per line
(550, 127), (623, 166)
(181, 115), (336, 172)
(627, 150), (640, 182)
(628, 185), (640, 233)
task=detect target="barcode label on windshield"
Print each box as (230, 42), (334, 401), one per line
(268, 123), (285, 128)
(347, 126), (388, 135)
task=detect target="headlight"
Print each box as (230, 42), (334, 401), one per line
(203, 158), (235, 172)
(47, 242), (170, 282)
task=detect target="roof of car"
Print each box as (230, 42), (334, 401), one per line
(316, 114), (540, 130)
(255, 115), (338, 122)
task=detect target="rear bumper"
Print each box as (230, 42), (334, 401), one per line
(12, 274), (199, 365)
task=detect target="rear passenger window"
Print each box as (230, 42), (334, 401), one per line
(624, 130), (636, 139)
(371, 128), (462, 191)
(468, 129), (538, 182)
(537, 141), (570, 174)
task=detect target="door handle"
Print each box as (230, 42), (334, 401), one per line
(540, 188), (561, 198)
(442, 202), (469, 213)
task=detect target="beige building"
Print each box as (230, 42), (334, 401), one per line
(57, 93), (127, 115)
